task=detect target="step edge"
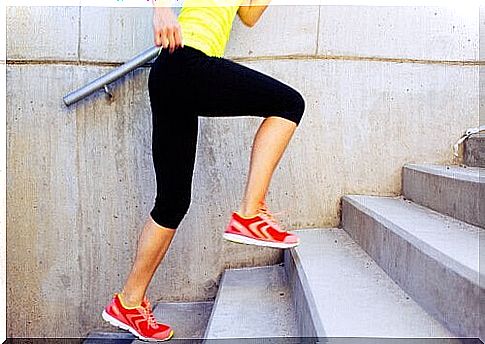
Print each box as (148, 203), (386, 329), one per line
(285, 244), (326, 338)
(202, 269), (229, 339)
(403, 163), (483, 183)
(221, 263), (285, 274)
(152, 300), (214, 307)
(342, 195), (482, 285)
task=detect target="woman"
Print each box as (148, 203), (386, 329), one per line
(102, 0), (305, 341)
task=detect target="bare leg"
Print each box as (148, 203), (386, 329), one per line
(119, 215), (176, 307)
(239, 116), (297, 216)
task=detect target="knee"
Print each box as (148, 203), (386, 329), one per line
(150, 197), (192, 230)
(286, 89), (306, 126)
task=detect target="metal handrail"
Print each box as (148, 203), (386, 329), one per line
(63, 45), (161, 106)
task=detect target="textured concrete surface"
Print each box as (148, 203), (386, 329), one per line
(84, 331), (135, 344)
(7, 6), (79, 61)
(204, 265), (297, 339)
(138, 301), (213, 341)
(402, 163), (484, 228)
(79, 7), (155, 63)
(225, 5), (319, 59)
(342, 195), (483, 338)
(464, 133), (485, 168)
(317, 6), (478, 61)
(287, 228), (456, 338)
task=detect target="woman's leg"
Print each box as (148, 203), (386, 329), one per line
(189, 54), (305, 217)
(239, 116), (297, 216)
(119, 50), (199, 306)
(119, 216), (175, 307)
(184, 52), (305, 247)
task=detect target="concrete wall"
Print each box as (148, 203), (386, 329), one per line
(6, 4), (480, 337)
(479, 6), (484, 344)
(481, 5), (485, 127)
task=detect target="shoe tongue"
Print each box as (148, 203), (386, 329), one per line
(260, 213), (278, 227)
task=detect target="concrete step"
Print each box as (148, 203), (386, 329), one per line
(284, 228), (456, 338)
(85, 301), (213, 343)
(342, 195), (483, 338)
(84, 331), (134, 344)
(464, 133), (485, 167)
(204, 264), (298, 339)
(402, 163), (484, 228)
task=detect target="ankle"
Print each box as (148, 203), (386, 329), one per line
(119, 291), (142, 308)
(238, 209), (258, 218)
(239, 200), (265, 217)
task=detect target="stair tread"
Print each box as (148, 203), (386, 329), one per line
(292, 228), (455, 337)
(343, 194), (482, 282)
(404, 163), (483, 183)
(204, 265), (297, 338)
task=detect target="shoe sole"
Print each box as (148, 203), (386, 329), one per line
(223, 232), (299, 249)
(102, 310), (174, 342)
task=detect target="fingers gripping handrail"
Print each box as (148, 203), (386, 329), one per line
(63, 45), (161, 106)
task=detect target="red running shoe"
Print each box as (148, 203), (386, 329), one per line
(223, 203), (299, 249)
(102, 293), (174, 342)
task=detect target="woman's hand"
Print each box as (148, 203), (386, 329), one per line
(152, 6), (183, 54)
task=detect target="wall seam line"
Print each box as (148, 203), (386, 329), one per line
(6, 55), (484, 67)
(315, 5), (321, 56)
(77, 6), (81, 62)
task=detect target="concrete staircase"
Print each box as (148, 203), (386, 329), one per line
(342, 193), (481, 338)
(204, 226), (461, 340)
(85, 134), (484, 342)
(204, 140), (483, 341)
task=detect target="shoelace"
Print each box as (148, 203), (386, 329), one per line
(257, 201), (287, 231)
(143, 300), (159, 329)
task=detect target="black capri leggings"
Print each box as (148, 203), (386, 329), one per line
(148, 45), (305, 229)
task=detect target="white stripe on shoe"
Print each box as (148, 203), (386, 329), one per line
(101, 310), (173, 342)
(222, 232), (299, 249)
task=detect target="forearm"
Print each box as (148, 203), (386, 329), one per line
(248, 0), (272, 6)
(238, 0), (271, 27)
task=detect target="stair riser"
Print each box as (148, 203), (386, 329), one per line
(342, 198), (481, 338)
(284, 250), (324, 338)
(464, 135), (485, 168)
(204, 265), (299, 339)
(402, 167), (484, 228)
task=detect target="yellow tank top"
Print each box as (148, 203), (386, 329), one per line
(178, 0), (243, 58)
